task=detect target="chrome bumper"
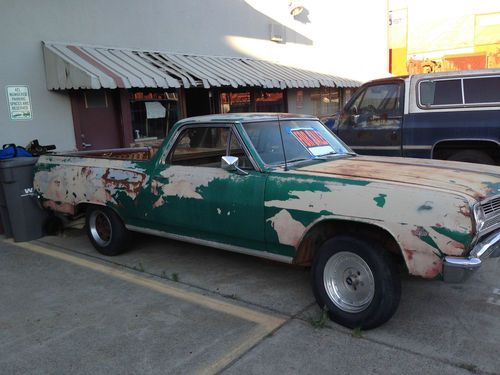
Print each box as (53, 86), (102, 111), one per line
(443, 231), (500, 283)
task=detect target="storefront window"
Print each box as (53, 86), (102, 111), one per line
(220, 92), (251, 113)
(255, 91), (284, 112)
(310, 88), (341, 116)
(342, 88), (355, 107)
(130, 91), (178, 140)
(220, 90), (284, 113)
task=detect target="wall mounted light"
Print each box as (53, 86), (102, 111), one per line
(289, 1), (304, 16)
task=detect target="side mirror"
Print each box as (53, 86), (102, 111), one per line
(221, 156), (248, 175)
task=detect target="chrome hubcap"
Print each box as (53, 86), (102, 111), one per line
(323, 251), (375, 313)
(89, 210), (112, 247)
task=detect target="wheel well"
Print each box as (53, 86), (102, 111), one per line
(294, 220), (403, 266)
(432, 140), (500, 162)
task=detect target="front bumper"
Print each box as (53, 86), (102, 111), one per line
(443, 231), (500, 283)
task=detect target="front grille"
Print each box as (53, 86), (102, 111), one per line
(480, 196), (500, 231)
(482, 196), (500, 216)
(484, 215), (500, 229)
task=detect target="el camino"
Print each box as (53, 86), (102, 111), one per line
(34, 114), (500, 329)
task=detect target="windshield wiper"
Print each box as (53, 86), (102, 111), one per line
(286, 157), (312, 164)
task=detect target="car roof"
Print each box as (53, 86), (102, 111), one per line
(177, 113), (317, 125)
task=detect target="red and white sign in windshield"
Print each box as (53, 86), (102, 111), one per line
(291, 128), (335, 157)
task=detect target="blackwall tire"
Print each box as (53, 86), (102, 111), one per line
(85, 206), (128, 256)
(312, 236), (401, 329)
(447, 150), (494, 165)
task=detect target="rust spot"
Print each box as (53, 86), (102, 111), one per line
(423, 261), (443, 279)
(458, 205), (471, 217)
(101, 168), (146, 197)
(403, 248), (413, 261)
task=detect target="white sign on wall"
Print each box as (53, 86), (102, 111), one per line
(6, 85), (32, 120)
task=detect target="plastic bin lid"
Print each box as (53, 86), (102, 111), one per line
(0, 157), (38, 168)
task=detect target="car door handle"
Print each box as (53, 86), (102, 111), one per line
(82, 142), (93, 148)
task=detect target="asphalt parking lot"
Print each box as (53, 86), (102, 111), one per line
(1, 229), (499, 375)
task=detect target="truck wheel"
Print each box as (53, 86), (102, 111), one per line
(312, 236), (401, 329)
(447, 150), (494, 165)
(86, 206), (128, 256)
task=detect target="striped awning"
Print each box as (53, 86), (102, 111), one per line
(42, 41), (360, 90)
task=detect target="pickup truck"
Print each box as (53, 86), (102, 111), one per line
(34, 113), (500, 329)
(333, 69), (500, 165)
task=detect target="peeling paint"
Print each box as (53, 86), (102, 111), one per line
(267, 210), (306, 247)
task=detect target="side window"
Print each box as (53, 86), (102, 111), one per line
(168, 127), (229, 167)
(357, 84), (402, 116)
(229, 132), (253, 169)
(464, 77), (500, 104)
(166, 126), (254, 170)
(420, 79), (462, 106)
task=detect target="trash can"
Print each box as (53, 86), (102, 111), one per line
(0, 157), (47, 242)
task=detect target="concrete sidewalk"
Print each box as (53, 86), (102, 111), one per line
(1, 229), (499, 374)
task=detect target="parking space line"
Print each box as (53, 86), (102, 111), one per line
(4, 239), (286, 374)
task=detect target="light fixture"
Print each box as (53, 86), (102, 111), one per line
(289, 1), (304, 16)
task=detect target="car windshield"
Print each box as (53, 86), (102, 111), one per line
(242, 119), (353, 166)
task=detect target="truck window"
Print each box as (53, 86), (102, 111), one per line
(464, 77), (500, 104)
(353, 84), (402, 118)
(420, 79), (462, 106)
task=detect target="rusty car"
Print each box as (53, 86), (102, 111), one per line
(34, 113), (500, 329)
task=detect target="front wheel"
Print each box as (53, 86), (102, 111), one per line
(86, 206), (129, 256)
(312, 236), (401, 329)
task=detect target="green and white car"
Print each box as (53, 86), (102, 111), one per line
(34, 114), (500, 329)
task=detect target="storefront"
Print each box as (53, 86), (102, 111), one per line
(43, 42), (360, 150)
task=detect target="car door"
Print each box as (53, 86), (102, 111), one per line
(146, 124), (266, 251)
(337, 82), (404, 156)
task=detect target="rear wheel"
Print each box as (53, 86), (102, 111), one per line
(312, 236), (401, 329)
(447, 149), (494, 165)
(86, 206), (128, 256)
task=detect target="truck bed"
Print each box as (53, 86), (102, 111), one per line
(34, 148), (153, 216)
(56, 147), (156, 161)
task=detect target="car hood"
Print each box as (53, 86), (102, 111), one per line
(297, 155), (500, 201)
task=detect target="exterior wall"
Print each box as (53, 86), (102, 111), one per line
(0, 0), (388, 151)
(389, 0), (500, 75)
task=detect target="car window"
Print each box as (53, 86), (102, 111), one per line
(464, 77), (500, 104)
(228, 132), (253, 169)
(420, 79), (462, 106)
(357, 84), (402, 115)
(243, 120), (351, 166)
(166, 126), (254, 169)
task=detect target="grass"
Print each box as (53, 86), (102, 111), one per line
(160, 271), (179, 282)
(309, 309), (330, 329)
(351, 326), (363, 338)
(133, 262), (145, 272)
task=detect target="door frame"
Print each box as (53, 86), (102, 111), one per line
(69, 89), (133, 150)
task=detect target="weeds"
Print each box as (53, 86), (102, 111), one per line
(309, 309), (330, 329)
(133, 262), (145, 272)
(351, 326), (363, 338)
(159, 271), (179, 282)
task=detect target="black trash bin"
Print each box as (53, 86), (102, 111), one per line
(0, 157), (47, 242)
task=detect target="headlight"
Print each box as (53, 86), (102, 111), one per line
(473, 204), (486, 232)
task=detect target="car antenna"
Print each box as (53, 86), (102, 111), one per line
(277, 117), (288, 171)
